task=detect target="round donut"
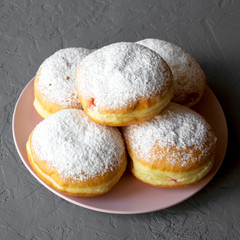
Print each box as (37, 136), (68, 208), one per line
(76, 42), (173, 126)
(137, 39), (206, 107)
(26, 109), (127, 196)
(122, 103), (217, 187)
(34, 48), (93, 118)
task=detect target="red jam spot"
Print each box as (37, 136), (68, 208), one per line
(170, 178), (179, 183)
(87, 98), (96, 108)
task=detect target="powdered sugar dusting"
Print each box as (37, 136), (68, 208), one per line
(37, 48), (92, 108)
(137, 39), (206, 105)
(31, 109), (125, 181)
(76, 42), (172, 111)
(122, 103), (216, 166)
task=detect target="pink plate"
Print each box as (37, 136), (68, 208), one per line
(12, 79), (228, 214)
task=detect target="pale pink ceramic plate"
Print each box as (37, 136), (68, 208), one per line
(12, 79), (228, 214)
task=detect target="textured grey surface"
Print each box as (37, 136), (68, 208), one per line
(1, 0), (240, 239)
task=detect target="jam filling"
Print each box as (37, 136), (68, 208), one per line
(169, 177), (179, 183)
(87, 98), (96, 108)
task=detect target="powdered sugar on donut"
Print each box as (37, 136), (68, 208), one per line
(37, 48), (92, 108)
(76, 42), (172, 111)
(31, 109), (125, 181)
(137, 39), (206, 106)
(123, 103), (216, 166)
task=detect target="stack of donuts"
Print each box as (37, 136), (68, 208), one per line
(26, 39), (217, 197)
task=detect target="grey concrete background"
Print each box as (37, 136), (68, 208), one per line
(0, 0), (240, 239)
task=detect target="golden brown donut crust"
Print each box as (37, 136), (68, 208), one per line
(137, 39), (206, 107)
(77, 86), (174, 126)
(33, 48), (92, 118)
(122, 103), (217, 187)
(76, 42), (174, 126)
(34, 68), (82, 119)
(27, 133), (127, 197)
(125, 140), (215, 173)
(26, 109), (127, 196)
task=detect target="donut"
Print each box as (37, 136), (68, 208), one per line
(76, 42), (173, 126)
(34, 48), (93, 118)
(26, 109), (127, 196)
(122, 103), (217, 187)
(137, 39), (206, 107)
